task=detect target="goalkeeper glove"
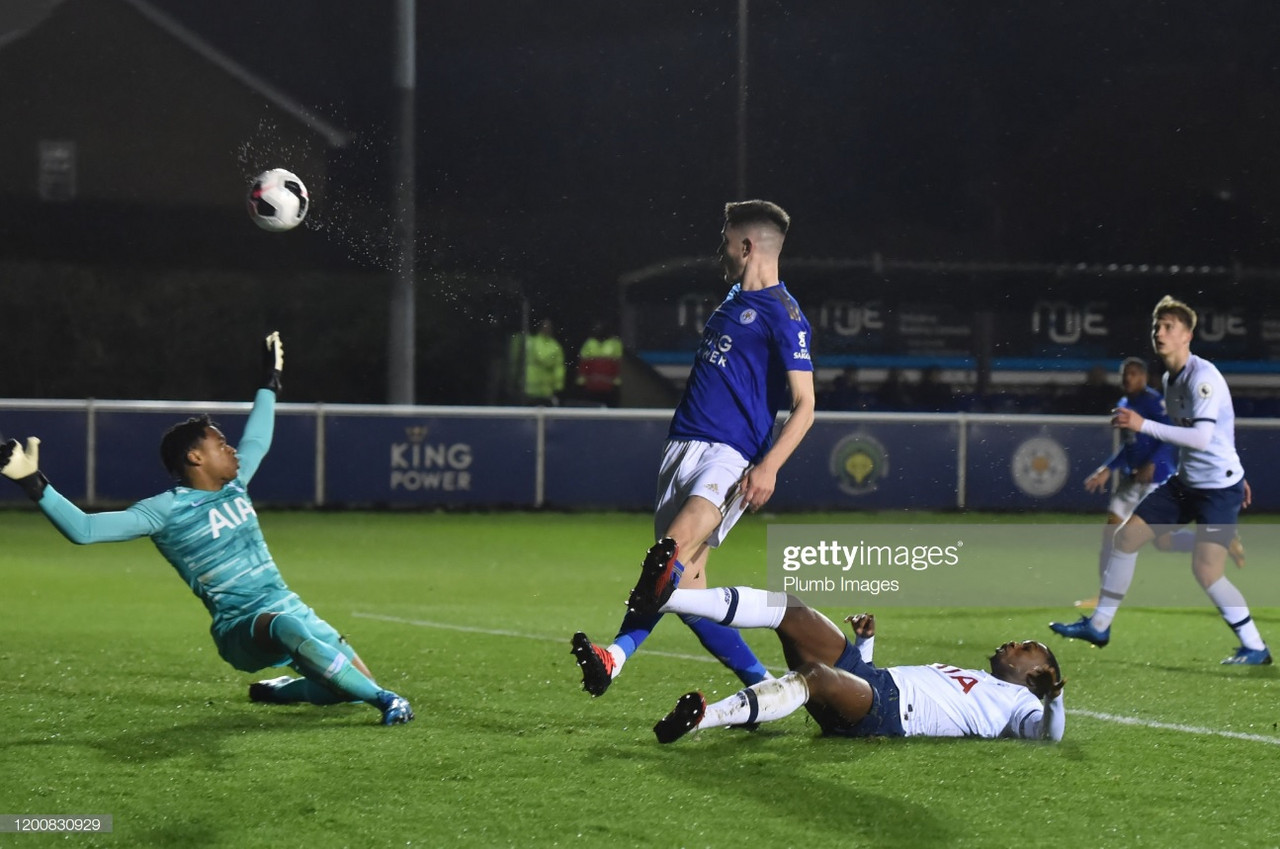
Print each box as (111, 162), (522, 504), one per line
(261, 330), (284, 394)
(0, 437), (48, 502)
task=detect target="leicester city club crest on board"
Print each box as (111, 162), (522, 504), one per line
(1011, 435), (1069, 497)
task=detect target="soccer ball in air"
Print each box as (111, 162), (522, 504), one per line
(247, 168), (309, 232)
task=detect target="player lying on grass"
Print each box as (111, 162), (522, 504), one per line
(627, 567), (1064, 743)
(0, 332), (413, 726)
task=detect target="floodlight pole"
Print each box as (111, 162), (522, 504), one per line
(388, 0), (417, 404)
(736, 0), (748, 200)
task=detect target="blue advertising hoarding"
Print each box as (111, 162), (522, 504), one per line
(1, 401), (1275, 513)
(323, 410), (537, 506)
(773, 417), (961, 511)
(964, 419), (1111, 511)
(0, 408), (88, 503)
(543, 414), (667, 509)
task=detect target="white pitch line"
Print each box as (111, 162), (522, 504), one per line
(351, 611), (720, 664)
(355, 611), (1280, 747)
(1072, 709), (1280, 747)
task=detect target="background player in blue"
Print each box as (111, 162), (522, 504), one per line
(0, 333), (415, 723)
(1051, 297), (1270, 665)
(572, 199), (816, 696)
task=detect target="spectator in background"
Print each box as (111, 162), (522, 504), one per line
(509, 318), (566, 406)
(914, 365), (954, 412)
(576, 321), (623, 407)
(1055, 363), (1119, 415)
(874, 368), (911, 411)
(819, 366), (872, 412)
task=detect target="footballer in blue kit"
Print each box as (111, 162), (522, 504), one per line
(0, 333), (414, 723)
(573, 199), (817, 698)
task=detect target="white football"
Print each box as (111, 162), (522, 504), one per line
(247, 168), (309, 232)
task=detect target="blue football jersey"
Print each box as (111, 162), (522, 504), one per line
(668, 282), (813, 462)
(1109, 386), (1177, 483)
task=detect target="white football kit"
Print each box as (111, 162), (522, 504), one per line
(886, 664), (1064, 741)
(1141, 354), (1243, 487)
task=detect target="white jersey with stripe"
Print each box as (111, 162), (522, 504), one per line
(886, 664), (1051, 739)
(1159, 354), (1244, 488)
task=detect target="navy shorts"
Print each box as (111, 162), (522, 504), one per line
(821, 638), (906, 738)
(1133, 476), (1244, 546)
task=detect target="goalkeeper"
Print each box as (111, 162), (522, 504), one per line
(634, 574), (1064, 743)
(0, 332), (413, 726)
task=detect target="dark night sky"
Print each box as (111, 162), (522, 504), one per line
(15, 1), (1280, 330)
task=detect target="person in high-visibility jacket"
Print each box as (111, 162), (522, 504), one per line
(576, 321), (623, 407)
(515, 318), (566, 406)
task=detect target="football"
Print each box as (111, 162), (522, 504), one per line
(246, 168), (309, 232)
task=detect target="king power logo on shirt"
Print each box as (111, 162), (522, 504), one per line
(697, 329), (733, 368)
(390, 425), (473, 492)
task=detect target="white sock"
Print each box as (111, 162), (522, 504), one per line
(661, 587), (787, 629)
(1092, 549), (1138, 630)
(701, 671), (809, 730)
(605, 645), (626, 677)
(1205, 577), (1266, 651)
(856, 634), (875, 663)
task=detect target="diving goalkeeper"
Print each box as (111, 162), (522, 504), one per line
(0, 332), (413, 726)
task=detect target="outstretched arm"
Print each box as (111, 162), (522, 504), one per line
(2, 438), (168, 543)
(236, 332), (283, 483)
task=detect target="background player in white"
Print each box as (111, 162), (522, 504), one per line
(572, 199), (816, 696)
(1075, 357), (1244, 610)
(637, 582), (1065, 744)
(0, 333), (415, 723)
(1051, 296), (1270, 665)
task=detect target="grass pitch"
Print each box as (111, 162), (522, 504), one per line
(0, 510), (1277, 848)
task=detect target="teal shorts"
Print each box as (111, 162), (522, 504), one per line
(212, 604), (344, 673)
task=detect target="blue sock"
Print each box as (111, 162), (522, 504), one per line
(613, 610), (663, 658)
(611, 551), (686, 658)
(680, 613), (770, 685)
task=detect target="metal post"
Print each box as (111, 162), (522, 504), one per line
(388, 0), (417, 404)
(736, 0), (749, 200)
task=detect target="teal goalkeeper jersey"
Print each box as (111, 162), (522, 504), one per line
(36, 389), (300, 632)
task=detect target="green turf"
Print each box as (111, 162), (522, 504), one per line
(0, 510), (1277, 848)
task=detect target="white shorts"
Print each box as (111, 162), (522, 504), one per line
(1108, 475), (1162, 521)
(653, 439), (750, 549)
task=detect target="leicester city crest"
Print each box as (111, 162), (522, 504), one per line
(1011, 435), (1069, 498)
(830, 432), (889, 496)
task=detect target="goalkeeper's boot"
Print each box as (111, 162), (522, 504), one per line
(1048, 615), (1110, 647)
(571, 632), (615, 697)
(654, 692), (706, 744)
(248, 675), (300, 703)
(1221, 646), (1272, 665)
(627, 537), (681, 616)
(1228, 535), (1247, 568)
(375, 690), (415, 725)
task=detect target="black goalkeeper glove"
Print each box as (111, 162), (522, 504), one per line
(1, 436), (49, 502)
(261, 330), (284, 395)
